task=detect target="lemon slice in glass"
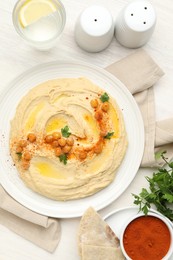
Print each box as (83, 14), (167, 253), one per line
(19, 0), (57, 28)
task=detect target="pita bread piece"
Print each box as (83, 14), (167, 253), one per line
(78, 207), (125, 260)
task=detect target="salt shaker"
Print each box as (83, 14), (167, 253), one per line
(115, 0), (156, 48)
(75, 5), (114, 52)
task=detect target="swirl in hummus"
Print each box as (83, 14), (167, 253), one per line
(10, 77), (128, 201)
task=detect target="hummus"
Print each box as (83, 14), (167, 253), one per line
(10, 77), (128, 201)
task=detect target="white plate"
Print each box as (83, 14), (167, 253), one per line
(0, 61), (144, 218)
(104, 206), (173, 260)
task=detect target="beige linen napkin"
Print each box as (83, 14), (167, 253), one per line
(106, 49), (173, 167)
(0, 186), (61, 252)
(0, 49), (172, 253)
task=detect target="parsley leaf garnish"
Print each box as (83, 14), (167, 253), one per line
(100, 92), (109, 103)
(104, 132), (114, 139)
(16, 152), (22, 160)
(59, 154), (67, 165)
(132, 151), (173, 221)
(61, 125), (71, 138)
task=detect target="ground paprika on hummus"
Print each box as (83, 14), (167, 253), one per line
(123, 215), (171, 260)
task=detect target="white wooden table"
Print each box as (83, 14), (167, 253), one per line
(0, 0), (173, 259)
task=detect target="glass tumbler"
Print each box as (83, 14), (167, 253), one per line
(13, 0), (66, 50)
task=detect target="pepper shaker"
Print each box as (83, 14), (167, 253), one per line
(115, 0), (156, 48)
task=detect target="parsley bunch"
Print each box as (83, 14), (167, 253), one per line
(133, 152), (173, 221)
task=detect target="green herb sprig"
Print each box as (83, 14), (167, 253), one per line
(104, 132), (114, 139)
(133, 151), (173, 221)
(61, 125), (71, 138)
(16, 152), (22, 161)
(100, 92), (109, 103)
(59, 154), (68, 165)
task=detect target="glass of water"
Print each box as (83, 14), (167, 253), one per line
(13, 0), (66, 50)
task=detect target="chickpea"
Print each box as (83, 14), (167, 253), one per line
(84, 146), (92, 152)
(16, 146), (23, 153)
(101, 102), (109, 112)
(45, 134), (53, 143)
(52, 132), (61, 140)
(52, 140), (59, 148)
(19, 139), (27, 147)
(58, 138), (66, 147)
(66, 136), (74, 146)
(55, 147), (62, 157)
(23, 151), (32, 161)
(27, 133), (36, 143)
(79, 151), (87, 160)
(90, 99), (98, 108)
(22, 161), (30, 170)
(63, 145), (72, 154)
(95, 110), (103, 120)
(94, 143), (103, 154)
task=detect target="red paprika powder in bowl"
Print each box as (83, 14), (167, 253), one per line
(120, 212), (173, 260)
